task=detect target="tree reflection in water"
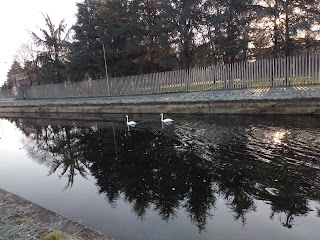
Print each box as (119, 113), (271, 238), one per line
(13, 115), (320, 233)
(20, 124), (90, 189)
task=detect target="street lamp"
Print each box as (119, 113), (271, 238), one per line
(96, 37), (110, 95)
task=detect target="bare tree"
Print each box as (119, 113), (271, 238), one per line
(14, 42), (41, 85)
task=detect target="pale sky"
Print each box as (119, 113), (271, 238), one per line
(0, 0), (79, 86)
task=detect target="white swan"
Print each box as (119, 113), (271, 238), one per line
(160, 113), (174, 123)
(126, 115), (137, 127)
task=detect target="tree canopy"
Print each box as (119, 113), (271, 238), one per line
(2, 0), (320, 87)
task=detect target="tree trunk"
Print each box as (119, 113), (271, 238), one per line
(284, 1), (290, 57)
(273, 0), (279, 57)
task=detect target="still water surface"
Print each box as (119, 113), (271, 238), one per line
(0, 114), (319, 240)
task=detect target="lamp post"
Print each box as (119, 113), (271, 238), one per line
(96, 37), (110, 95)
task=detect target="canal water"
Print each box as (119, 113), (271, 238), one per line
(0, 114), (319, 240)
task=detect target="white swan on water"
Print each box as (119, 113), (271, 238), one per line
(126, 115), (137, 127)
(160, 113), (174, 123)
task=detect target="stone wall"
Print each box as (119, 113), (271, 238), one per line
(1, 98), (319, 115)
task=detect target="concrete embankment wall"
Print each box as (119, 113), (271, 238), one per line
(1, 98), (320, 115)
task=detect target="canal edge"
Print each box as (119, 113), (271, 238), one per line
(0, 188), (112, 240)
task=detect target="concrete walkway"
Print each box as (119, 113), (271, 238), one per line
(0, 85), (320, 115)
(0, 85), (320, 107)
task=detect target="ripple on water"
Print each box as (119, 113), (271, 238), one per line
(245, 126), (320, 169)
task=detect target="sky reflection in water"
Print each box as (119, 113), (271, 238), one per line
(0, 115), (319, 240)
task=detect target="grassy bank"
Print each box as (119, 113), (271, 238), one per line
(0, 188), (110, 240)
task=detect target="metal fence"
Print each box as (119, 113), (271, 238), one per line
(0, 89), (14, 99)
(14, 52), (320, 99)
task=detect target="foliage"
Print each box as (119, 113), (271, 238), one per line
(2, 60), (23, 90)
(67, 0), (320, 81)
(253, 0), (320, 57)
(5, 0), (320, 84)
(29, 13), (72, 84)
